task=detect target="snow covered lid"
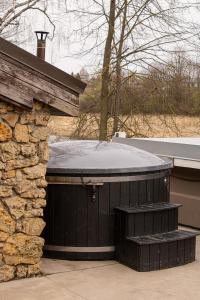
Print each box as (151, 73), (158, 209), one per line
(47, 140), (172, 175)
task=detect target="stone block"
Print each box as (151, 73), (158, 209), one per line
(14, 124), (29, 142)
(20, 112), (35, 125)
(29, 136), (39, 143)
(15, 220), (22, 233)
(0, 231), (9, 242)
(4, 255), (40, 266)
(0, 141), (20, 162)
(0, 178), (16, 186)
(28, 263), (41, 277)
(24, 208), (43, 218)
(21, 218), (45, 236)
(14, 179), (35, 194)
(2, 112), (19, 127)
(3, 233), (44, 265)
(6, 156), (39, 171)
(0, 123), (12, 142)
(0, 207), (15, 234)
(4, 196), (27, 220)
(16, 265), (28, 279)
(0, 186), (13, 197)
(36, 178), (48, 188)
(23, 164), (46, 179)
(35, 111), (50, 126)
(21, 144), (36, 157)
(2, 170), (16, 179)
(31, 127), (49, 141)
(0, 265), (15, 282)
(0, 162), (5, 170)
(30, 198), (46, 209)
(21, 188), (46, 199)
(16, 170), (23, 179)
(39, 142), (49, 162)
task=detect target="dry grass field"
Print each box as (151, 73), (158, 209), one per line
(48, 114), (200, 139)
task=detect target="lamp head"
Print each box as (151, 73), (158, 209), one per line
(35, 31), (49, 42)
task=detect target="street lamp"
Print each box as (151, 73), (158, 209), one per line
(35, 31), (49, 60)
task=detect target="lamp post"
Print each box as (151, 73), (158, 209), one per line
(35, 31), (49, 60)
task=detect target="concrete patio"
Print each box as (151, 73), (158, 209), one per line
(0, 228), (199, 300)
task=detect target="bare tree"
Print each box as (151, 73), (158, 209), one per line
(99, 0), (116, 140)
(66, 0), (200, 140)
(110, 0), (199, 136)
(0, 1), (40, 34)
(0, 0), (56, 40)
(112, 0), (128, 134)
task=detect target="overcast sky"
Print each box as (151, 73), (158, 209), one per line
(14, 1), (103, 75)
(6, 0), (200, 75)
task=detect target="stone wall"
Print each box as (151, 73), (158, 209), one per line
(0, 100), (50, 282)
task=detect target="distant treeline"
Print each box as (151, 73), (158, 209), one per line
(80, 52), (200, 116)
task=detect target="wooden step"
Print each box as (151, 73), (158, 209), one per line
(115, 203), (181, 237)
(115, 203), (181, 213)
(116, 230), (198, 272)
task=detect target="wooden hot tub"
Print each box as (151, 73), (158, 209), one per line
(43, 140), (172, 260)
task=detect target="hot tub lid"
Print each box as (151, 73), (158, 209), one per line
(47, 140), (172, 175)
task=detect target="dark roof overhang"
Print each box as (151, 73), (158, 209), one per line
(0, 37), (86, 95)
(0, 37), (87, 116)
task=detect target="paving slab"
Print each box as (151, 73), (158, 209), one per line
(42, 258), (116, 275)
(0, 276), (85, 300)
(0, 228), (199, 300)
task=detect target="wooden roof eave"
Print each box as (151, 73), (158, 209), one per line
(0, 37), (87, 95)
(0, 54), (80, 116)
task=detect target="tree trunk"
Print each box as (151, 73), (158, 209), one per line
(112, 0), (127, 135)
(99, 0), (116, 141)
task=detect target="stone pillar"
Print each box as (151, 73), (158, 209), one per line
(0, 100), (50, 282)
